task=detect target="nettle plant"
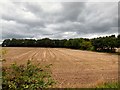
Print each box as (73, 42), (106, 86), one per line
(2, 60), (55, 90)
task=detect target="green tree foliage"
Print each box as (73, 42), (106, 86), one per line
(116, 34), (120, 48)
(80, 40), (92, 50)
(92, 35), (119, 52)
(2, 35), (120, 53)
(2, 39), (11, 47)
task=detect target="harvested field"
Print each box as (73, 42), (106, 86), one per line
(2, 47), (118, 88)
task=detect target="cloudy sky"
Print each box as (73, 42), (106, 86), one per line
(0, 0), (118, 43)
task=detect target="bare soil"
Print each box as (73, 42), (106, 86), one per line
(2, 47), (118, 88)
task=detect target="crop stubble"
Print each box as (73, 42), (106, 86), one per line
(3, 47), (118, 88)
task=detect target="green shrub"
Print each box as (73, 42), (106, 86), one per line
(96, 82), (119, 88)
(2, 60), (55, 90)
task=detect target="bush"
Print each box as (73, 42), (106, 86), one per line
(2, 60), (55, 90)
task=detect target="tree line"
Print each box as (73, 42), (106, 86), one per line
(2, 34), (120, 53)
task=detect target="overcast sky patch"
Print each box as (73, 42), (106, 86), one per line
(0, 1), (118, 43)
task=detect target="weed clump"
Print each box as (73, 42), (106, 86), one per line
(2, 60), (55, 90)
(96, 82), (119, 88)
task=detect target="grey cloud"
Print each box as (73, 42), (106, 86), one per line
(1, 2), (45, 28)
(55, 2), (85, 22)
(1, 2), (118, 40)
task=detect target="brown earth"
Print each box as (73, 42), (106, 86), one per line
(2, 47), (118, 88)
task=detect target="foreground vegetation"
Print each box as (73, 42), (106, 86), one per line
(97, 82), (119, 88)
(2, 60), (55, 90)
(2, 34), (120, 53)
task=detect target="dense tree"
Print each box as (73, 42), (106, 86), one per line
(2, 39), (11, 47)
(2, 34), (120, 53)
(92, 35), (119, 52)
(116, 34), (120, 48)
